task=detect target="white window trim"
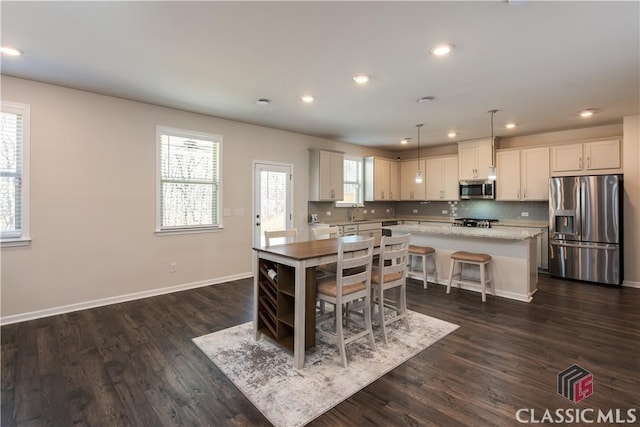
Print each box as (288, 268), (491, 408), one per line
(1, 101), (31, 247)
(336, 154), (364, 208)
(155, 125), (223, 235)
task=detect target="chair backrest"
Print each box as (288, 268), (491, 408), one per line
(264, 229), (297, 248)
(312, 226), (340, 240)
(336, 237), (375, 301)
(377, 233), (410, 285)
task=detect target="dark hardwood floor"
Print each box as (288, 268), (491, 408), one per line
(2, 274), (639, 426)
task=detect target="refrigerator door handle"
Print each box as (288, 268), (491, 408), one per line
(550, 241), (618, 251)
(578, 182), (585, 239)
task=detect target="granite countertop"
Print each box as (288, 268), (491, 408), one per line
(388, 223), (542, 240)
(395, 216), (548, 228)
(311, 217), (548, 228)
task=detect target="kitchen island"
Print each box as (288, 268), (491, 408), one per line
(387, 224), (542, 302)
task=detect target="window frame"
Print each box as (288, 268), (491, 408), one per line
(155, 125), (223, 235)
(335, 155), (364, 208)
(1, 101), (31, 247)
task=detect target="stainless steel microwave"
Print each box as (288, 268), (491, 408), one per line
(459, 179), (495, 200)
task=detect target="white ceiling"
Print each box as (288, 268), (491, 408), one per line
(1, 1), (638, 151)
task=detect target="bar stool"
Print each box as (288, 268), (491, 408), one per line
(447, 251), (494, 302)
(408, 245), (437, 289)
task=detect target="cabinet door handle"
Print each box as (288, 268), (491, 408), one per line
(587, 157), (590, 168)
(579, 157), (582, 169)
(524, 189), (527, 198)
(517, 189), (520, 199)
(381, 191), (385, 199)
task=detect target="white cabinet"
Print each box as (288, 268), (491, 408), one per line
(357, 222), (382, 239)
(389, 160), (400, 201)
(364, 157), (399, 201)
(400, 159), (426, 200)
(309, 149), (344, 201)
(584, 139), (621, 170)
(426, 156), (459, 201)
(458, 138), (494, 180)
(550, 139), (621, 175)
(496, 147), (549, 201)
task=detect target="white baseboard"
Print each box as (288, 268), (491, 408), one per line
(622, 279), (640, 288)
(0, 272), (253, 326)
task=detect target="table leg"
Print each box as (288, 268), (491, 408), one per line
(293, 261), (306, 369)
(253, 250), (261, 341)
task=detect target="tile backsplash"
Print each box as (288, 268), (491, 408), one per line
(309, 200), (548, 224)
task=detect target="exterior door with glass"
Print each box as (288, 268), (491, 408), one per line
(253, 162), (293, 247)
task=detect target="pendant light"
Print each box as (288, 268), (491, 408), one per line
(415, 124), (424, 184)
(487, 109), (498, 181)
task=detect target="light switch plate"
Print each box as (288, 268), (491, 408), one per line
(521, 212), (529, 217)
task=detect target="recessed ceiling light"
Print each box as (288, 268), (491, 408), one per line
(256, 98), (271, 106)
(430, 44), (453, 56)
(0, 46), (22, 56)
(417, 96), (435, 104)
(580, 109), (594, 118)
(505, 123), (516, 129)
(352, 74), (370, 84)
(448, 132), (457, 138)
(401, 137), (411, 145)
(301, 95), (314, 103)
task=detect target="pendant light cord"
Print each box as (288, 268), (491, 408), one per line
(416, 124), (423, 170)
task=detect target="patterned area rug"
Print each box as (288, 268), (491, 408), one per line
(193, 310), (458, 427)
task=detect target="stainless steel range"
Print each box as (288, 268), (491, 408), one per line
(452, 218), (499, 228)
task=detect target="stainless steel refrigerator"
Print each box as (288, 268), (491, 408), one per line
(549, 174), (623, 285)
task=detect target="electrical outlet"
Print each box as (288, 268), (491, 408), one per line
(326, 211), (331, 216)
(442, 210), (448, 214)
(386, 209), (390, 213)
(521, 212), (529, 217)
(363, 210), (368, 214)
(170, 263), (177, 273)
(371, 209), (375, 214)
(413, 209), (418, 214)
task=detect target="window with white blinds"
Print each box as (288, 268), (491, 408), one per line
(156, 126), (222, 232)
(336, 155), (363, 207)
(1, 102), (30, 245)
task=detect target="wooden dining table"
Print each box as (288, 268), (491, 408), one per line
(253, 235), (381, 369)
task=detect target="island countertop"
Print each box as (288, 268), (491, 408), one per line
(387, 223), (542, 240)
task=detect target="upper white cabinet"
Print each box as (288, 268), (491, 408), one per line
(458, 138), (494, 180)
(309, 149), (344, 201)
(496, 147), (549, 201)
(364, 157), (399, 201)
(550, 139), (621, 176)
(389, 160), (400, 201)
(426, 156), (459, 201)
(400, 159), (426, 200)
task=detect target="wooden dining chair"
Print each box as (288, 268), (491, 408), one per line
(311, 226), (340, 240)
(316, 237), (376, 367)
(264, 229), (297, 248)
(371, 233), (410, 344)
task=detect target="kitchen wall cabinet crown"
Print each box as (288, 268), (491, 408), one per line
(550, 139), (621, 176)
(458, 138), (494, 180)
(426, 156), (459, 201)
(309, 149), (344, 201)
(496, 147), (550, 201)
(400, 159), (426, 200)
(364, 157), (399, 201)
